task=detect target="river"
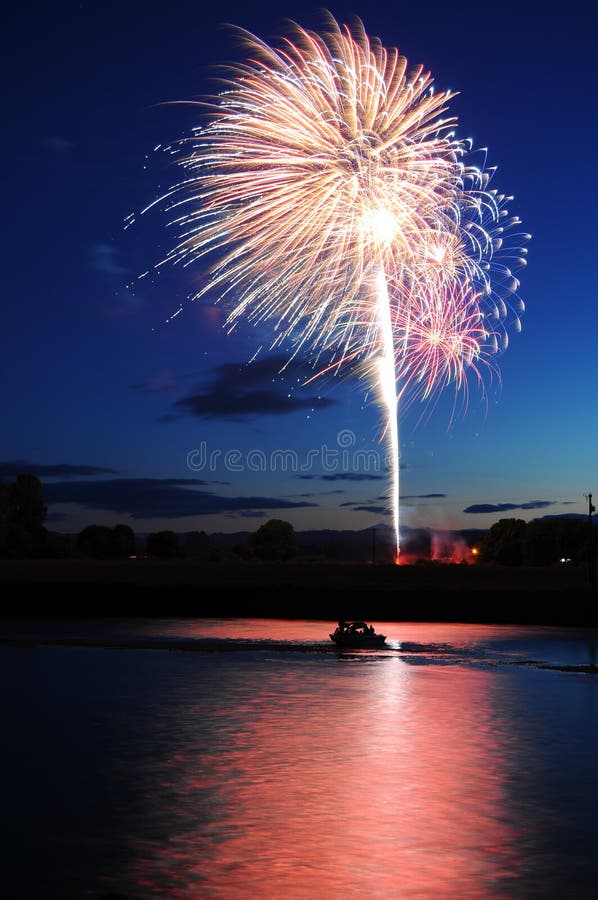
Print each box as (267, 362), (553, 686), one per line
(1, 618), (597, 898)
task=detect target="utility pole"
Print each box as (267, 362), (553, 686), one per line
(585, 493), (595, 588)
(372, 527), (376, 566)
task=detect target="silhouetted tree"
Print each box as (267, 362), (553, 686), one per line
(520, 519), (556, 566)
(476, 516), (593, 567)
(43, 530), (74, 558)
(8, 474), (47, 531)
(184, 530), (210, 559)
(111, 524), (137, 558)
(232, 538), (254, 560)
(146, 530), (185, 559)
(75, 524), (136, 559)
(0, 481), (8, 555)
(207, 543), (225, 562)
(250, 519), (296, 560)
(523, 517), (588, 566)
(478, 518), (526, 565)
(0, 473), (49, 558)
(77, 525), (116, 559)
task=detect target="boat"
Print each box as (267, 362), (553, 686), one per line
(329, 620), (387, 649)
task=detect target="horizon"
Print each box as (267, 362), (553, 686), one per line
(44, 514), (589, 541)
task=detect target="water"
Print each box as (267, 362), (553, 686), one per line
(1, 618), (597, 899)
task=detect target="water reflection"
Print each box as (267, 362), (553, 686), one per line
(2, 621), (597, 899)
(112, 653), (522, 898)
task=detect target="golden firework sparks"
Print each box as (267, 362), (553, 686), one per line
(142, 13), (529, 560)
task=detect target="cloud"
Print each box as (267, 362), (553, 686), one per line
(538, 513), (586, 520)
(0, 461), (118, 479)
(352, 505), (388, 514)
(91, 243), (128, 275)
(290, 490), (346, 498)
(463, 500), (556, 515)
(400, 493), (446, 500)
(297, 473), (384, 482)
(166, 355), (337, 421)
(42, 477), (317, 520)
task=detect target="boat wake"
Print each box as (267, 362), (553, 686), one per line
(1, 634), (597, 673)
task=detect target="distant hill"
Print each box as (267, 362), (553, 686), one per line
(51, 522), (488, 563)
(184, 524), (488, 563)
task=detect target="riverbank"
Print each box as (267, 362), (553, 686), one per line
(1, 559), (596, 625)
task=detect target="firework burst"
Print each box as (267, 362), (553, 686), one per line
(143, 12), (529, 561)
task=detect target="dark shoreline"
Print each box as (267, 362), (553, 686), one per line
(1, 559), (597, 625)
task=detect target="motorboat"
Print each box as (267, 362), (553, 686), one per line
(329, 620), (387, 649)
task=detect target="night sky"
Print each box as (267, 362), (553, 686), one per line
(3, 0), (596, 539)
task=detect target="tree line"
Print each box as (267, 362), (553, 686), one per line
(0, 473), (297, 560)
(476, 516), (595, 566)
(0, 473), (595, 566)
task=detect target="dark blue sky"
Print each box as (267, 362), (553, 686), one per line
(2, 0), (596, 537)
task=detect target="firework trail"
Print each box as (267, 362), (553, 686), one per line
(142, 12), (528, 561)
